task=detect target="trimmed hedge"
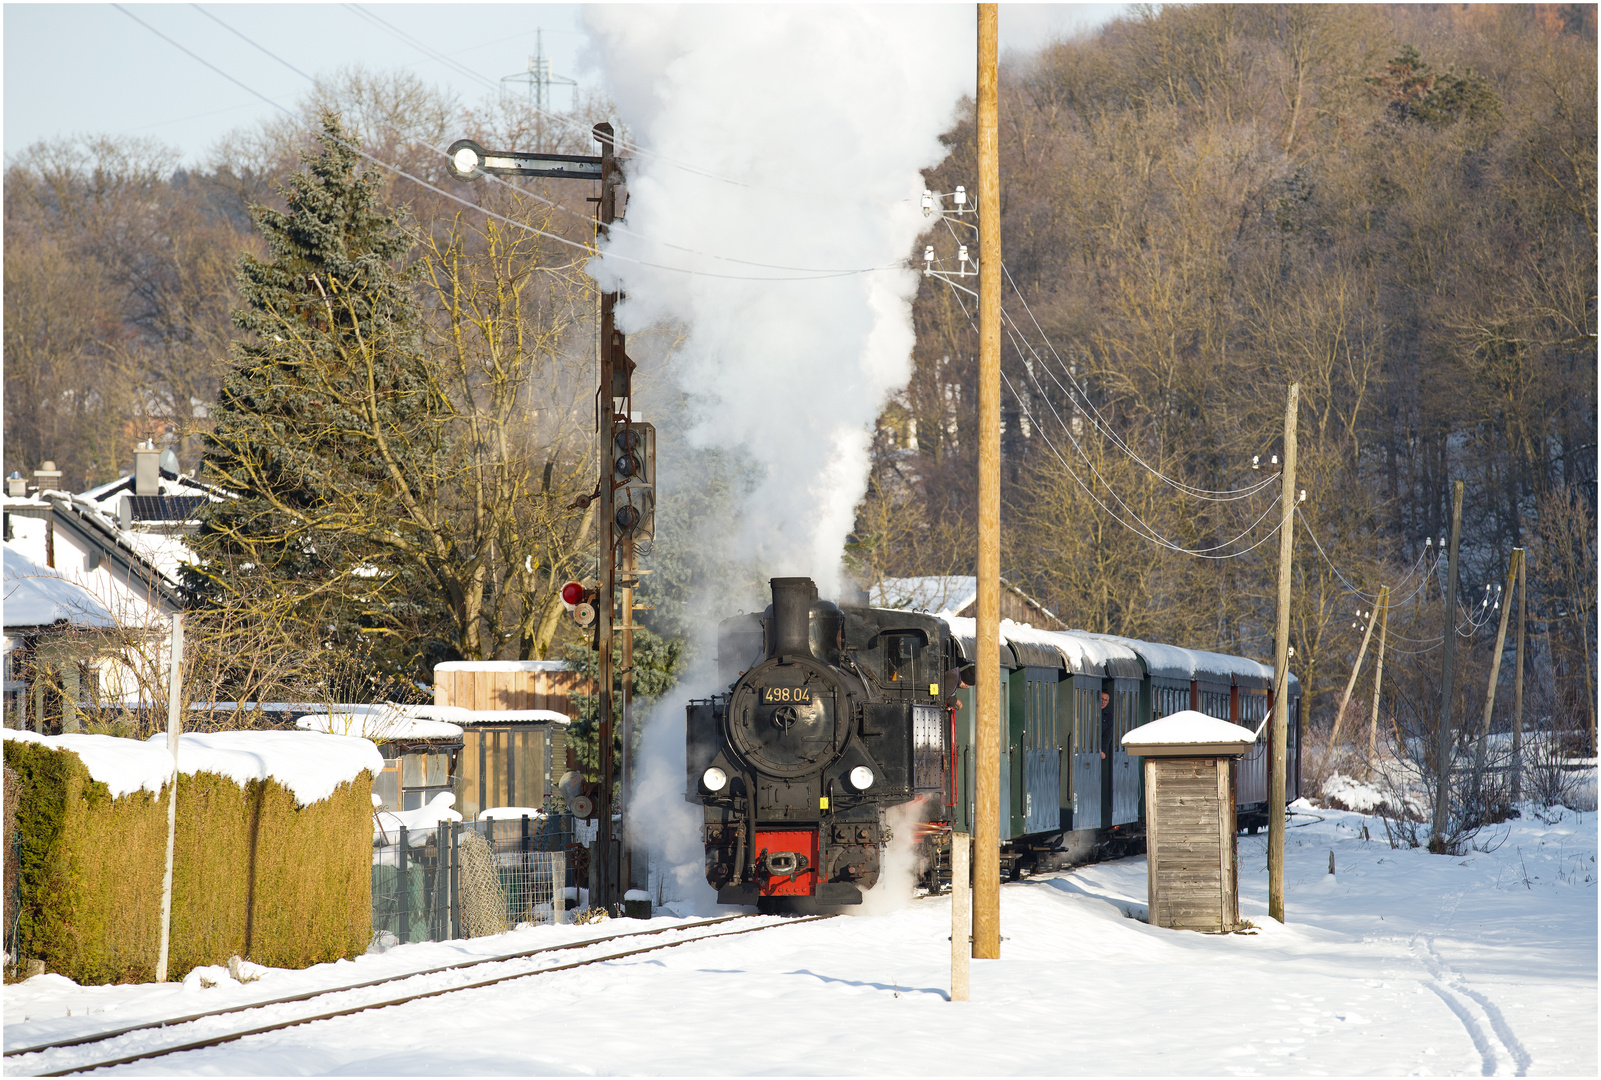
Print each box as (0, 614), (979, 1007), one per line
(4, 739), (372, 984)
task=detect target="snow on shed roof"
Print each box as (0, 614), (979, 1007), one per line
(1, 728), (383, 805)
(297, 712), (464, 740)
(1122, 710), (1258, 752)
(2, 543), (116, 629)
(459, 709), (572, 725)
(433, 660), (570, 673)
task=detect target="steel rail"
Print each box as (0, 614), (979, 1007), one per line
(5, 914), (755, 1060)
(21, 915), (833, 1077)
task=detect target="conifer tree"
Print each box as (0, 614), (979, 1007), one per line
(187, 112), (446, 688)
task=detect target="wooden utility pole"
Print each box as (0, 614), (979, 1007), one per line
(1366, 586), (1390, 775)
(1329, 594), (1380, 751)
(1431, 480), (1464, 853)
(594, 121), (619, 909)
(1511, 551), (1526, 803)
(155, 613), (184, 983)
(1268, 383), (1298, 924)
(1471, 549), (1522, 805)
(950, 832), (971, 1001)
(973, 0), (1002, 961)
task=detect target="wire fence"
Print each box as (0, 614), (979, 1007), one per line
(372, 813), (575, 948)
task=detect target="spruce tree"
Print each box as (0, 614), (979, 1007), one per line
(187, 113), (445, 690)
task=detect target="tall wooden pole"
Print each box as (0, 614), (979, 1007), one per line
(973, 0), (1002, 960)
(1431, 480), (1464, 852)
(1329, 594), (1380, 751)
(1511, 551), (1526, 803)
(1268, 383), (1298, 924)
(1366, 586), (1390, 775)
(155, 613), (184, 983)
(1471, 549), (1522, 804)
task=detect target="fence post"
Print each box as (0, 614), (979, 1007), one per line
(451, 821), (462, 941)
(553, 851), (567, 925)
(397, 826), (410, 945)
(435, 821), (449, 941)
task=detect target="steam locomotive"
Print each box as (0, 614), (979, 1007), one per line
(685, 577), (1301, 910)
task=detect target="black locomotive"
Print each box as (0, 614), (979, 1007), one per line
(686, 577), (1301, 911)
(685, 577), (952, 908)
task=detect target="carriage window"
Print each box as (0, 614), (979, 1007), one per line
(885, 634), (921, 684)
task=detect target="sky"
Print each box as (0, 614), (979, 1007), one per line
(2, 4), (1130, 168)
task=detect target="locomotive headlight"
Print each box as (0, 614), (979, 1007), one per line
(702, 767), (728, 792)
(849, 766), (875, 791)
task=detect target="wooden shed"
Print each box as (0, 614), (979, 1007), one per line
(1122, 711), (1257, 933)
(433, 661), (588, 821)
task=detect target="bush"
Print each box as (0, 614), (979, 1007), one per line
(4, 739), (372, 983)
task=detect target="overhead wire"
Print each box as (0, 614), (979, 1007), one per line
(934, 279), (1285, 559)
(1001, 262), (1279, 502)
(126, 5), (903, 284)
(201, 2), (904, 277)
(343, 2), (920, 208)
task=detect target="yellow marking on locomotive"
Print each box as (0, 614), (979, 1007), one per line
(762, 686), (810, 703)
(929, 683), (939, 696)
(819, 796), (829, 809)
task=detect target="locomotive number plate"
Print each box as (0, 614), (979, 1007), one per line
(761, 686), (810, 704)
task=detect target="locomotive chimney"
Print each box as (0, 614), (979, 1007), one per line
(769, 577), (818, 659)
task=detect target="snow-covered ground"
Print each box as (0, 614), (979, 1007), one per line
(6, 802), (1594, 1076)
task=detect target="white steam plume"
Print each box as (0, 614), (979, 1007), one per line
(585, 6), (971, 597)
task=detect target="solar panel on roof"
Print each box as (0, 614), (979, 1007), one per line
(127, 495), (207, 521)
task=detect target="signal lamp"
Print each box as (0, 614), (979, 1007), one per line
(561, 581), (585, 607)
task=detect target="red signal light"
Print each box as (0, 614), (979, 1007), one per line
(561, 581), (584, 607)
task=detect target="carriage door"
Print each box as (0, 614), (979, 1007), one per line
(1023, 667), (1058, 836)
(1109, 680), (1141, 826)
(1070, 677), (1102, 831)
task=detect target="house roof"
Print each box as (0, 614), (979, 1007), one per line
(2, 544), (116, 629)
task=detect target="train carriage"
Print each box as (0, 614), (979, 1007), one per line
(686, 578), (1301, 909)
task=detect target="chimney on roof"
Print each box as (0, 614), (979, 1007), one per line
(33, 460), (62, 493)
(133, 442), (160, 496)
(6, 471), (26, 498)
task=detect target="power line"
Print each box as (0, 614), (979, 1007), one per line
(120, 5), (905, 284)
(192, 3), (906, 279)
(1001, 263), (1280, 502)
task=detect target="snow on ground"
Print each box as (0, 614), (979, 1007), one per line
(5, 803), (1594, 1076)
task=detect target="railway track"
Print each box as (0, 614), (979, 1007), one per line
(7, 913), (829, 1077)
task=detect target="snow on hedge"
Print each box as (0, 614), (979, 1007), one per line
(2, 728), (383, 806)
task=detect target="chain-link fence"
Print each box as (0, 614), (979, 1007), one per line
(372, 813), (574, 948)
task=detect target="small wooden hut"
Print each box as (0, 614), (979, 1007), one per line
(1123, 711), (1257, 933)
(433, 661), (587, 820)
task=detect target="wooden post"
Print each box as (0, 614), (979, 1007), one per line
(155, 613), (184, 983)
(950, 832), (970, 1001)
(1268, 383), (1298, 924)
(1511, 551), (1526, 803)
(1431, 481), (1464, 852)
(1329, 595), (1380, 751)
(973, 0), (1002, 961)
(1366, 586), (1390, 776)
(1471, 549), (1522, 805)
(621, 537), (635, 894)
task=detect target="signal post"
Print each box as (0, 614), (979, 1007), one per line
(446, 123), (653, 912)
